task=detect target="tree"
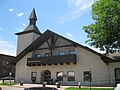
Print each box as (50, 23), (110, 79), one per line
(83, 0), (120, 54)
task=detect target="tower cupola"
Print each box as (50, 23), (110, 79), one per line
(29, 8), (37, 25)
(15, 8), (41, 55)
(16, 8), (41, 35)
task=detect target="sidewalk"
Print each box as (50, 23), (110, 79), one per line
(1, 83), (114, 90)
(13, 84), (73, 90)
(13, 84), (114, 89)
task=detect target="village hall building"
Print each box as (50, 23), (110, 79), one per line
(12, 8), (120, 86)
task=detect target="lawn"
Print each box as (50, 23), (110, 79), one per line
(65, 87), (114, 90)
(0, 83), (16, 86)
(0, 80), (16, 86)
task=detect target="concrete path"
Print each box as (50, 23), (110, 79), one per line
(13, 84), (70, 90)
(0, 84), (114, 90)
(0, 86), (24, 90)
(0, 84), (71, 90)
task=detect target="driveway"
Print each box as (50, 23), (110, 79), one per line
(0, 86), (24, 90)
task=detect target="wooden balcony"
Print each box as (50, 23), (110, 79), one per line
(27, 54), (76, 66)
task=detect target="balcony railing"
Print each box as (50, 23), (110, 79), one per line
(27, 54), (76, 66)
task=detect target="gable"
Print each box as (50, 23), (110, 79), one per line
(36, 35), (73, 50)
(31, 33), (76, 57)
(13, 30), (113, 64)
(55, 37), (72, 46)
(12, 30), (52, 64)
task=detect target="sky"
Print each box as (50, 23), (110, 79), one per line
(0, 0), (99, 56)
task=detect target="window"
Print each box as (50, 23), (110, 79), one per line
(12, 68), (14, 73)
(68, 71), (75, 81)
(3, 61), (5, 65)
(45, 53), (51, 57)
(115, 68), (120, 84)
(69, 50), (76, 54)
(115, 68), (120, 78)
(31, 72), (37, 78)
(31, 72), (37, 81)
(56, 72), (63, 81)
(6, 61), (8, 65)
(59, 51), (66, 55)
(83, 71), (92, 81)
(35, 54), (41, 57)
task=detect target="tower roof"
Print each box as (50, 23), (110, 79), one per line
(29, 8), (37, 21)
(15, 8), (41, 35)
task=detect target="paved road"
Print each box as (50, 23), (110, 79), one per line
(1, 86), (24, 90)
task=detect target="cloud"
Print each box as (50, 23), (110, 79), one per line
(20, 22), (27, 27)
(68, 0), (82, 8)
(16, 28), (23, 32)
(66, 33), (74, 38)
(0, 27), (3, 30)
(0, 40), (16, 56)
(17, 12), (24, 17)
(15, 22), (27, 32)
(58, 0), (93, 23)
(0, 40), (14, 48)
(0, 49), (16, 56)
(87, 46), (105, 54)
(9, 9), (14, 12)
(22, 23), (27, 27)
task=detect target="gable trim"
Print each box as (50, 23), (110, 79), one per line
(13, 30), (113, 64)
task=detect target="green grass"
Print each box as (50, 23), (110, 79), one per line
(0, 83), (16, 86)
(65, 87), (114, 90)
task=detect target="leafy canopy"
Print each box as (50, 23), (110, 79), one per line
(83, 0), (120, 54)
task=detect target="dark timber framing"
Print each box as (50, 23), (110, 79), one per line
(13, 30), (115, 65)
(37, 45), (74, 51)
(27, 54), (76, 66)
(46, 35), (59, 56)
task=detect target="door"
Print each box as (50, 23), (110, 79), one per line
(41, 70), (51, 83)
(114, 68), (120, 84)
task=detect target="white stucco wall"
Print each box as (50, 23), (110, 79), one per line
(16, 53), (32, 83)
(17, 33), (39, 55)
(16, 46), (112, 85)
(75, 46), (110, 85)
(108, 62), (120, 84)
(15, 34), (120, 85)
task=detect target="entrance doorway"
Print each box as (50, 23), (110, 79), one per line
(114, 68), (120, 84)
(41, 70), (51, 83)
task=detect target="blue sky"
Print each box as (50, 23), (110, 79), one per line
(0, 0), (98, 56)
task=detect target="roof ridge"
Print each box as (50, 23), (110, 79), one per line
(14, 30), (113, 64)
